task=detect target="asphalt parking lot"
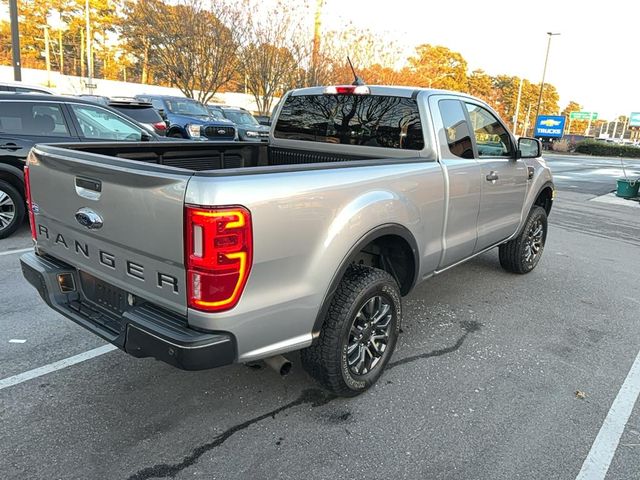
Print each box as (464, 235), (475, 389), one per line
(1, 154), (639, 480)
(544, 153), (640, 196)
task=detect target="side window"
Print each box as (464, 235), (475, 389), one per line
(150, 99), (165, 111)
(69, 104), (143, 141)
(16, 87), (46, 94)
(438, 99), (474, 159)
(32, 105), (69, 136)
(0, 101), (70, 137)
(465, 103), (513, 157)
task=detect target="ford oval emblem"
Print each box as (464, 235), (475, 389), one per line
(75, 207), (103, 230)
(217, 129), (226, 135)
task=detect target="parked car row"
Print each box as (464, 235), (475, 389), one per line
(75, 94), (271, 143)
(0, 83), (273, 239)
(0, 93), (169, 239)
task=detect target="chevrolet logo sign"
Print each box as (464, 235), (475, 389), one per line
(540, 119), (561, 127)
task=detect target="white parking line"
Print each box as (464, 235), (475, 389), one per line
(576, 349), (640, 480)
(0, 344), (117, 391)
(0, 247), (33, 257)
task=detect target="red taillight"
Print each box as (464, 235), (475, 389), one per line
(153, 121), (167, 131)
(24, 165), (36, 241)
(324, 85), (370, 95)
(185, 205), (252, 312)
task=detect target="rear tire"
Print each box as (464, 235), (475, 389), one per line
(0, 180), (25, 240)
(499, 205), (547, 274)
(301, 265), (401, 397)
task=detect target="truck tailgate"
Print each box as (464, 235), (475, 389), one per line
(27, 145), (192, 315)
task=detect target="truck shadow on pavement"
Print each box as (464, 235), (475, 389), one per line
(128, 319), (482, 480)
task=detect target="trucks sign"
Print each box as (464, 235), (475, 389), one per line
(534, 115), (566, 138)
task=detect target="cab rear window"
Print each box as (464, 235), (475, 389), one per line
(274, 94), (424, 150)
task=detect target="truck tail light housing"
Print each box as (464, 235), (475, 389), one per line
(185, 205), (252, 312)
(24, 165), (37, 241)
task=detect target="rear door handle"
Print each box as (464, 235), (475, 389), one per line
(486, 171), (499, 182)
(0, 143), (19, 151)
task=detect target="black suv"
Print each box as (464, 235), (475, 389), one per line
(0, 93), (159, 238)
(108, 99), (168, 136)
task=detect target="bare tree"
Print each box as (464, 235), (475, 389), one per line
(238, 1), (308, 115)
(141, 0), (249, 103)
(311, 26), (403, 86)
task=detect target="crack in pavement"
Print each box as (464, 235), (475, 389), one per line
(128, 319), (481, 480)
(128, 388), (336, 480)
(387, 319), (482, 371)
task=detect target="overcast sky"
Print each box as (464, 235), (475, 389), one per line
(315, 0), (639, 120)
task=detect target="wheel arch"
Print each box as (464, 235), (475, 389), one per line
(0, 163), (25, 198)
(311, 224), (419, 337)
(167, 126), (187, 138)
(533, 182), (554, 215)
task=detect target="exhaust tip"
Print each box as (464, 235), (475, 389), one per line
(264, 355), (292, 377)
(279, 360), (292, 376)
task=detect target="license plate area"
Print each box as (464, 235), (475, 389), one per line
(79, 271), (129, 316)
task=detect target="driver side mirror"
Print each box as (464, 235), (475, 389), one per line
(140, 131), (152, 142)
(516, 137), (541, 159)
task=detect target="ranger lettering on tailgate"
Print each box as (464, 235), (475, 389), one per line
(36, 223), (180, 294)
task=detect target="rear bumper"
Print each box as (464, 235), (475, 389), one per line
(20, 252), (236, 371)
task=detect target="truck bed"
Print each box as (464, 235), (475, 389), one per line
(50, 141), (377, 172)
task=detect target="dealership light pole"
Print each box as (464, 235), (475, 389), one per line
(85, 0), (94, 92)
(533, 32), (560, 130)
(8, 0), (21, 81)
(512, 77), (523, 135)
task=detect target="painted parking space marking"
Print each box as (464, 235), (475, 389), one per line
(0, 344), (117, 391)
(576, 348), (640, 480)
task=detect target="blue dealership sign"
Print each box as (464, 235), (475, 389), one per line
(534, 115), (566, 138)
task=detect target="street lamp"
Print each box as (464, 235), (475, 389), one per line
(533, 32), (560, 135)
(8, 0), (21, 81)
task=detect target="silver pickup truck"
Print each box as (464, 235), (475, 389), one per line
(20, 85), (553, 396)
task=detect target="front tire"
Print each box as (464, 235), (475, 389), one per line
(0, 180), (25, 240)
(499, 205), (548, 274)
(301, 265), (402, 397)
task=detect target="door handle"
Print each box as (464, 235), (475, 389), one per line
(486, 171), (499, 182)
(0, 143), (19, 151)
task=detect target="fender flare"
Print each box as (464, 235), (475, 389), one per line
(532, 181), (555, 212)
(167, 126), (187, 138)
(311, 223), (420, 337)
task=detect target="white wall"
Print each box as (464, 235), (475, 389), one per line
(0, 66), (278, 114)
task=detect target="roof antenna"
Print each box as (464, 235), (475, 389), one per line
(347, 56), (365, 86)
